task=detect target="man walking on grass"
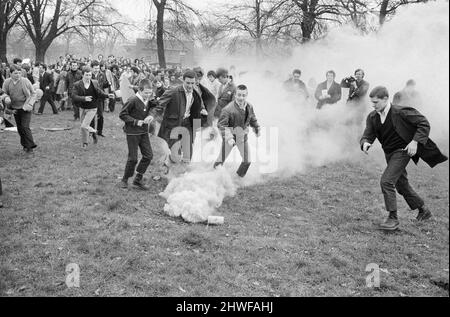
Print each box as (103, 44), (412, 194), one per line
(2, 64), (38, 153)
(360, 86), (448, 231)
(71, 66), (113, 149)
(119, 79), (156, 190)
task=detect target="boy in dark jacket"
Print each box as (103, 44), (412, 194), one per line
(119, 79), (157, 190)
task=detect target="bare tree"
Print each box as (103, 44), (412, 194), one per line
(336, 0), (371, 32)
(290, 0), (342, 42)
(18, 0), (125, 62)
(213, 0), (298, 54)
(0, 0), (29, 62)
(150, 0), (201, 68)
(377, 0), (429, 25)
(75, 3), (126, 56)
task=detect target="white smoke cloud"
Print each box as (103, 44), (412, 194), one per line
(161, 1), (449, 223)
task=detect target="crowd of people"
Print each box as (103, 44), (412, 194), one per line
(0, 53), (447, 231)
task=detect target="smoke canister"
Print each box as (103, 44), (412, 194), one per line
(207, 216), (224, 225)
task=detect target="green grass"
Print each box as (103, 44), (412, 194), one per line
(0, 108), (448, 297)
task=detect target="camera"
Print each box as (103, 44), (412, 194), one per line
(343, 76), (356, 85)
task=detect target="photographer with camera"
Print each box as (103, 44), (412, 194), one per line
(341, 69), (370, 103)
(341, 68), (370, 126)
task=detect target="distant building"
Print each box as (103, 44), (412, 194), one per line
(134, 38), (195, 67)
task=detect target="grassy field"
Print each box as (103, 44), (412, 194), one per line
(0, 108), (448, 297)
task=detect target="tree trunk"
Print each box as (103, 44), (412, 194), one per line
(301, 16), (315, 42)
(0, 32), (7, 63)
(35, 40), (50, 63)
(156, 4), (166, 69)
(379, 0), (389, 25)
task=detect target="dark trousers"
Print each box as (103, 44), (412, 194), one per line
(123, 134), (153, 179)
(38, 92), (58, 114)
(214, 135), (251, 177)
(68, 96), (79, 119)
(167, 118), (196, 160)
(90, 103), (104, 135)
(381, 149), (424, 212)
(109, 97), (116, 112)
(13, 109), (37, 150)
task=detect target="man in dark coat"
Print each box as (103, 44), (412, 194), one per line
(360, 86), (448, 231)
(283, 69), (310, 102)
(193, 67), (216, 127)
(154, 70), (208, 162)
(66, 61), (83, 120)
(314, 70), (342, 109)
(37, 64), (58, 115)
(90, 61), (108, 137)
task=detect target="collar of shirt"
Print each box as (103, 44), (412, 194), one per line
(377, 103), (391, 124)
(378, 103), (391, 117)
(235, 101), (247, 111)
(136, 92), (146, 106)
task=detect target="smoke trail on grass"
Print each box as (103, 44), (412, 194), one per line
(161, 1), (449, 223)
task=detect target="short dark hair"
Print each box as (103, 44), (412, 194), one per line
(41, 64), (48, 70)
(81, 66), (92, 74)
(237, 84), (248, 91)
(207, 70), (216, 78)
(354, 68), (365, 76)
(406, 79), (416, 86)
(10, 64), (22, 73)
(326, 70), (336, 78)
(139, 79), (152, 91)
(216, 68), (228, 78)
(369, 86), (389, 99)
(183, 69), (197, 80)
(131, 66), (140, 74)
(13, 58), (22, 64)
(293, 69), (301, 76)
(91, 60), (100, 67)
(193, 67), (203, 77)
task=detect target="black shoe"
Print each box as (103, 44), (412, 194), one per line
(0, 200), (3, 208)
(97, 133), (105, 137)
(24, 148), (34, 153)
(379, 216), (400, 231)
(417, 207), (432, 221)
(35, 113), (43, 116)
(91, 132), (98, 144)
(132, 178), (150, 191)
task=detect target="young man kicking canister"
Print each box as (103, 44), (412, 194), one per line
(119, 79), (157, 190)
(214, 84), (260, 178)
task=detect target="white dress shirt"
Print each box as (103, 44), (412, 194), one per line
(183, 87), (194, 119)
(378, 103), (391, 124)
